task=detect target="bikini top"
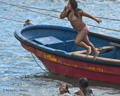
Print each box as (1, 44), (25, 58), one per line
(68, 15), (81, 22)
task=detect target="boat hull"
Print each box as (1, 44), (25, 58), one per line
(22, 43), (120, 83)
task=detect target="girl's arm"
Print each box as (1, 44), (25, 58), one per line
(60, 6), (69, 19)
(78, 10), (101, 23)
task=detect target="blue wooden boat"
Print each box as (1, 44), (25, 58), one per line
(14, 25), (120, 83)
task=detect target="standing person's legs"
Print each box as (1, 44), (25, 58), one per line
(75, 30), (91, 56)
(83, 35), (99, 60)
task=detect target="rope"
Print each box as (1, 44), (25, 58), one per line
(87, 24), (120, 32)
(0, 1), (120, 21)
(0, 1), (120, 32)
(22, 5), (120, 21)
(31, 53), (47, 72)
(0, 1), (59, 19)
(0, 16), (24, 23)
(95, 17), (120, 22)
(21, 5), (61, 13)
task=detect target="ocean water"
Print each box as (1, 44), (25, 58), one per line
(0, 0), (120, 96)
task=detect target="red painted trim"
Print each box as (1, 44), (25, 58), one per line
(38, 57), (120, 83)
(21, 43), (120, 83)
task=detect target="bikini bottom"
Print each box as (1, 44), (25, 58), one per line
(78, 25), (89, 32)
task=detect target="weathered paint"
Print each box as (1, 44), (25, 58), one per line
(21, 43), (120, 83)
(46, 54), (57, 62)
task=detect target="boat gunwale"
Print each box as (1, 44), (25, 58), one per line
(14, 25), (120, 66)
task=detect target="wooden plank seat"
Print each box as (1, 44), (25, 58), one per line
(109, 42), (120, 48)
(71, 46), (114, 54)
(70, 46), (120, 63)
(71, 53), (120, 63)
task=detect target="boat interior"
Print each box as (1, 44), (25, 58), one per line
(32, 35), (120, 59)
(22, 26), (120, 60)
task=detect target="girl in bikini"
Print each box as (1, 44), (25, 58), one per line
(60, 0), (102, 60)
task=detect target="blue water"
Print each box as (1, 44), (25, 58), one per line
(0, 0), (120, 96)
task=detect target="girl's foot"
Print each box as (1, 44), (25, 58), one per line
(93, 51), (100, 60)
(86, 46), (91, 56)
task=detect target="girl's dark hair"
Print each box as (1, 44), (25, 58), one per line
(69, 0), (82, 17)
(79, 78), (88, 95)
(65, 84), (70, 93)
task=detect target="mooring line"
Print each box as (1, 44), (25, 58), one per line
(22, 5), (120, 21)
(31, 53), (47, 72)
(0, 1), (120, 32)
(0, 1), (120, 21)
(0, 1), (59, 19)
(88, 24), (120, 32)
(0, 16), (24, 23)
(21, 5), (61, 13)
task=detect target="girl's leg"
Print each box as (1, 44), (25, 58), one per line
(83, 35), (99, 60)
(75, 30), (91, 56)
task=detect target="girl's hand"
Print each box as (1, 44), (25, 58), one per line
(64, 5), (69, 11)
(97, 18), (102, 23)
